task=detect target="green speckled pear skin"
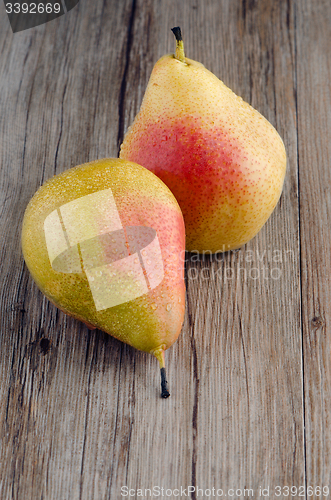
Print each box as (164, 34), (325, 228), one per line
(22, 158), (185, 359)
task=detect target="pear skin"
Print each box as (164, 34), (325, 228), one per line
(120, 28), (286, 253)
(22, 158), (186, 397)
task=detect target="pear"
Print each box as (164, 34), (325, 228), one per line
(120, 27), (286, 253)
(22, 158), (186, 397)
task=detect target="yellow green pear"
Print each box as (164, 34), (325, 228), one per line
(120, 27), (286, 253)
(22, 158), (186, 397)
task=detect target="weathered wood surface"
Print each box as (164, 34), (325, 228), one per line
(0, 0), (329, 498)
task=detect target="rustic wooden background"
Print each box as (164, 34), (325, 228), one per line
(0, 0), (330, 498)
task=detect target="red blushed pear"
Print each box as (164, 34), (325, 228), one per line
(120, 27), (286, 253)
(21, 158), (185, 397)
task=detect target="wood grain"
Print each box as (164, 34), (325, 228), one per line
(296, 0), (331, 490)
(0, 0), (328, 498)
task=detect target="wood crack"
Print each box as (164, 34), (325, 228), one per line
(79, 335), (96, 500)
(237, 308), (250, 413)
(185, 263), (199, 500)
(54, 81), (68, 174)
(125, 355), (136, 484)
(293, 0), (307, 492)
(117, 0), (137, 153)
(106, 344), (123, 497)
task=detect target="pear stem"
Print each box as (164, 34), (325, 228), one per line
(160, 368), (170, 398)
(153, 348), (170, 398)
(171, 27), (186, 63)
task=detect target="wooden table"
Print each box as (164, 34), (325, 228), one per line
(0, 0), (330, 498)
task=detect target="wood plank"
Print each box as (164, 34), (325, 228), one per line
(105, 0), (303, 495)
(0, 1), (139, 498)
(296, 0), (331, 490)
